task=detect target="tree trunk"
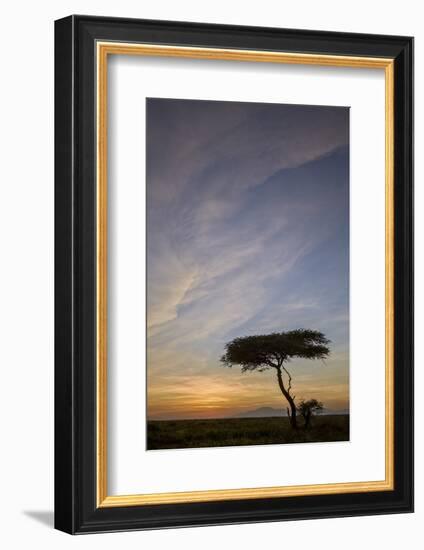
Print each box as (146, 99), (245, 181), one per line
(277, 367), (297, 429)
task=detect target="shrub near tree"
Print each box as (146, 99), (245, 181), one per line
(297, 398), (324, 429)
(221, 329), (330, 429)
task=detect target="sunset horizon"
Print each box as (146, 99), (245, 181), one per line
(148, 402), (350, 422)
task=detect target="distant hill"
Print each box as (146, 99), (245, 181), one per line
(234, 407), (286, 418)
(234, 406), (349, 418)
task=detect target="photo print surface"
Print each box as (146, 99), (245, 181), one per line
(146, 98), (349, 450)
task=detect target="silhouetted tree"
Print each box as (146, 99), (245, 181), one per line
(220, 329), (330, 429)
(297, 398), (324, 429)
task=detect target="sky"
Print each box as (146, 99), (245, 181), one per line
(146, 98), (349, 420)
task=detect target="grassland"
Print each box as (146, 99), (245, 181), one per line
(147, 414), (349, 450)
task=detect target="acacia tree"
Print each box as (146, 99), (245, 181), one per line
(220, 329), (330, 429)
(297, 398), (324, 429)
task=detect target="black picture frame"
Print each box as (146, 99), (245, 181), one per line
(55, 14), (413, 534)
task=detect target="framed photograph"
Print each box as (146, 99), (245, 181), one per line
(54, 15), (413, 534)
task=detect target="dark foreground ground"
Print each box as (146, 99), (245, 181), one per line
(147, 414), (349, 450)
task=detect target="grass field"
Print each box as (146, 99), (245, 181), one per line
(147, 414), (349, 450)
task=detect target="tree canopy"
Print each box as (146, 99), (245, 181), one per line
(220, 329), (330, 372)
(297, 398), (324, 416)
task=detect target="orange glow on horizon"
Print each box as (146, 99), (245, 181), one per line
(147, 360), (349, 420)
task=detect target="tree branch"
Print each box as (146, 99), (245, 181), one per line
(282, 366), (293, 395)
(272, 352), (283, 367)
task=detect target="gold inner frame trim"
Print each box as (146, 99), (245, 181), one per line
(96, 41), (395, 508)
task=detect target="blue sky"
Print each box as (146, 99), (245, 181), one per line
(146, 98), (349, 420)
